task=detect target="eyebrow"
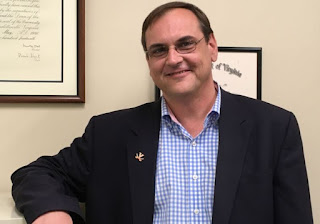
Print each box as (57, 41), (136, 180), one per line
(147, 35), (196, 49)
(148, 43), (166, 49)
(175, 36), (195, 43)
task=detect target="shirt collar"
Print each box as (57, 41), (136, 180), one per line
(161, 82), (221, 124)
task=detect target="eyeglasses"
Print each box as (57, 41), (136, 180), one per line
(145, 36), (205, 58)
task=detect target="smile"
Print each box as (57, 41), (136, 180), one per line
(166, 70), (191, 76)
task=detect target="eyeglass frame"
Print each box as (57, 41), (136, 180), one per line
(145, 36), (205, 58)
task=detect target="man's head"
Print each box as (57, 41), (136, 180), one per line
(142, 2), (218, 99)
(141, 2), (214, 52)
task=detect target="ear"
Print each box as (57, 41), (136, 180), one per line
(208, 33), (218, 62)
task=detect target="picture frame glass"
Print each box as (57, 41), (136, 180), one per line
(0, 0), (85, 103)
(213, 47), (262, 99)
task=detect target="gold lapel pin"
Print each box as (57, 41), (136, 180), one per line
(135, 152), (144, 162)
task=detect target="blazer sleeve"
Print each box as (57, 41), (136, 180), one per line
(11, 117), (96, 224)
(273, 113), (313, 223)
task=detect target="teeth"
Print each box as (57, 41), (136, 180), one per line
(171, 70), (187, 75)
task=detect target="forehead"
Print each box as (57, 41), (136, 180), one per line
(145, 8), (202, 46)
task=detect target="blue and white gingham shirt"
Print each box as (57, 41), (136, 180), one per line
(153, 86), (221, 224)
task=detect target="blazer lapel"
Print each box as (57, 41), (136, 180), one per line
(212, 90), (253, 224)
(126, 101), (161, 224)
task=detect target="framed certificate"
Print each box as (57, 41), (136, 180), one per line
(0, 0), (85, 103)
(212, 47), (262, 99)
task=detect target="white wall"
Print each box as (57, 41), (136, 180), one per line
(1, 0), (319, 222)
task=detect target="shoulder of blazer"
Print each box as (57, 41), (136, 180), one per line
(88, 100), (162, 133)
(92, 100), (161, 121)
(220, 89), (293, 123)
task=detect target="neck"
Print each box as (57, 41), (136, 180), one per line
(163, 82), (217, 137)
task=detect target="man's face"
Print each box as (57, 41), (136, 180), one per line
(145, 8), (218, 98)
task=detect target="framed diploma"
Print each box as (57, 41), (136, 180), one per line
(0, 0), (85, 103)
(155, 47), (262, 100)
(212, 47), (262, 99)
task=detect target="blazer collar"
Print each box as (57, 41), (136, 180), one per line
(212, 90), (253, 224)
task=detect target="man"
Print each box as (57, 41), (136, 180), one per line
(12, 2), (313, 224)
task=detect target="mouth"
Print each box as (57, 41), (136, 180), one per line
(165, 70), (191, 76)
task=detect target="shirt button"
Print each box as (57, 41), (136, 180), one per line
(193, 174), (198, 180)
(192, 141), (196, 146)
(194, 209), (199, 214)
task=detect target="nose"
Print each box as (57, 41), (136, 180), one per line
(165, 46), (183, 66)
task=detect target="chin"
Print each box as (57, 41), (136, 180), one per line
(164, 88), (195, 98)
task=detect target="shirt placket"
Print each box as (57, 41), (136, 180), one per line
(188, 136), (205, 224)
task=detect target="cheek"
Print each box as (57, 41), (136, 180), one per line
(148, 60), (164, 76)
(183, 55), (199, 67)
(190, 56), (213, 76)
(187, 56), (206, 72)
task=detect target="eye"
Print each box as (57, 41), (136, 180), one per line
(177, 40), (195, 50)
(149, 46), (168, 57)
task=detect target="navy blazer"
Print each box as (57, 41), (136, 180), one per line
(12, 90), (313, 224)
